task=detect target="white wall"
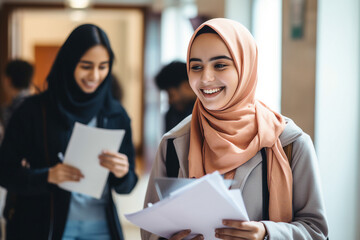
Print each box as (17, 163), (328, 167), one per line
(225, 0), (282, 112)
(225, 0), (252, 29)
(315, 0), (360, 239)
(252, 0), (282, 112)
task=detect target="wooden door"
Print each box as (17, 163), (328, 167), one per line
(34, 45), (60, 92)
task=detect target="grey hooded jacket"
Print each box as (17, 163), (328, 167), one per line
(142, 116), (328, 240)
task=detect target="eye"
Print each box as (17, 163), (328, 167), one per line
(80, 65), (92, 70)
(190, 64), (202, 71)
(214, 63), (227, 70)
(99, 64), (109, 70)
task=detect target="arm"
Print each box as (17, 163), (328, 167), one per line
(140, 137), (203, 240)
(262, 133), (328, 239)
(107, 119), (138, 194)
(0, 105), (50, 194)
(215, 134), (328, 240)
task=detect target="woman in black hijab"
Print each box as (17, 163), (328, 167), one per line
(0, 24), (137, 240)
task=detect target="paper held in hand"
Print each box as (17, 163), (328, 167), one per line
(125, 171), (249, 239)
(58, 122), (125, 199)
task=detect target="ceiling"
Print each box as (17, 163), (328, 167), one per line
(0, 0), (199, 12)
(0, 0), (198, 7)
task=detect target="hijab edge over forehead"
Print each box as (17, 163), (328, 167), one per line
(187, 20), (241, 73)
(187, 18), (258, 111)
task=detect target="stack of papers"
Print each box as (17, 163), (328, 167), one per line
(125, 171), (249, 239)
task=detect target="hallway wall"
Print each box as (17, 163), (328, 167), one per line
(281, 0), (317, 140)
(316, 0), (360, 239)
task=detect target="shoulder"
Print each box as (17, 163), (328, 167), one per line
(280, 116), (315, 156)
(279, 117), (304, 147)
(280, 117), (317, 168)
(5, 93), (47, 132)
(280, 117), (315, 152)
(105, 98), (131, 123)
(11, 92), (47, 118)
(20, 92), (45, 107)
(155, 115), (192, 157)
(163, 115), (192, 140)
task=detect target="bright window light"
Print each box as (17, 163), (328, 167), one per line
(67, 0), (91, 9)
(252, 0), (282, 112)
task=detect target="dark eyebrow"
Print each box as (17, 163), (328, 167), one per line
(189, 56), (232, 63)
(189, 58), (201, 63)
(79, 60), (110, 65)
(209, 55), (233, 61)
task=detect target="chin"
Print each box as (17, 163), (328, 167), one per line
(81, 87), (97, 94)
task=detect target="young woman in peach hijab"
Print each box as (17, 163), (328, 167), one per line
(142, 18), (328, 240)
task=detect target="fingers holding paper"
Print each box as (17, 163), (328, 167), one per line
(169, 229), (204, 240)
(48, 163), (84, 184)
(215, 220), (266, 240)
(99, 150), (129, 178)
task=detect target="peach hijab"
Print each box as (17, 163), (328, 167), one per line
(187, 18), (292, 222)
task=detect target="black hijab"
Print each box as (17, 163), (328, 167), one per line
(46, 24), (114, 128)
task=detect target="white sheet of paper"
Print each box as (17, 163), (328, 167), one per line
(125, 172), (249, 239)
(59, 122), (125, 199)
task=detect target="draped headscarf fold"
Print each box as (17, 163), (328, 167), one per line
(187, 18), (292, 222)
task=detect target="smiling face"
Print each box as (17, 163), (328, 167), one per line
(189, 33), (239, 111)
(74, 45), (110, 94)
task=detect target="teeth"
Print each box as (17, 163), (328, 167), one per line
(203, 88), (221, 94)
(84, 81), (96, 87)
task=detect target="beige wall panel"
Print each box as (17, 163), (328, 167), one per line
(197, 0), (225, 18)
(281, 0), (317, 140)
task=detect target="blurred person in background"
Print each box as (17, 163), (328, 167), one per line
(0, 59), (34, 129)
(155, 61), (196, 132)
(0, 59), (34, 239)
(0, 24), (137, 240)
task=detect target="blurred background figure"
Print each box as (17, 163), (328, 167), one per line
(0, 59), (33, 130)
(0, 59), (33, 240)
(155, 61), (196, 132)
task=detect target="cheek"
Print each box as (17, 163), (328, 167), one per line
(100, 70), (109, 82)
(188, 75), (198, 92)
(74, 70), (82, 84)
(225, 71), (239, 91)
(74, 65), (89, 80)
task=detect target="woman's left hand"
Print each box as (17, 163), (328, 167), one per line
(99, 150), (129, 178)
(215, 220), (267, 240)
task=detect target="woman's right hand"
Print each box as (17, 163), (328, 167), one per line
(169, 230), (203, 240)
(48, 163), (84, 184)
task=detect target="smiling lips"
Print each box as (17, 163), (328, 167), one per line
(82, 80), (98, 89)
(201, 87), (223, 96)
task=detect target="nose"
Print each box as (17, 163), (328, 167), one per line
(90, 68), (100, 81)
(201, 67), (215, 83)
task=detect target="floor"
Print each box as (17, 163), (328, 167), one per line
(114, 174), (150, 240)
